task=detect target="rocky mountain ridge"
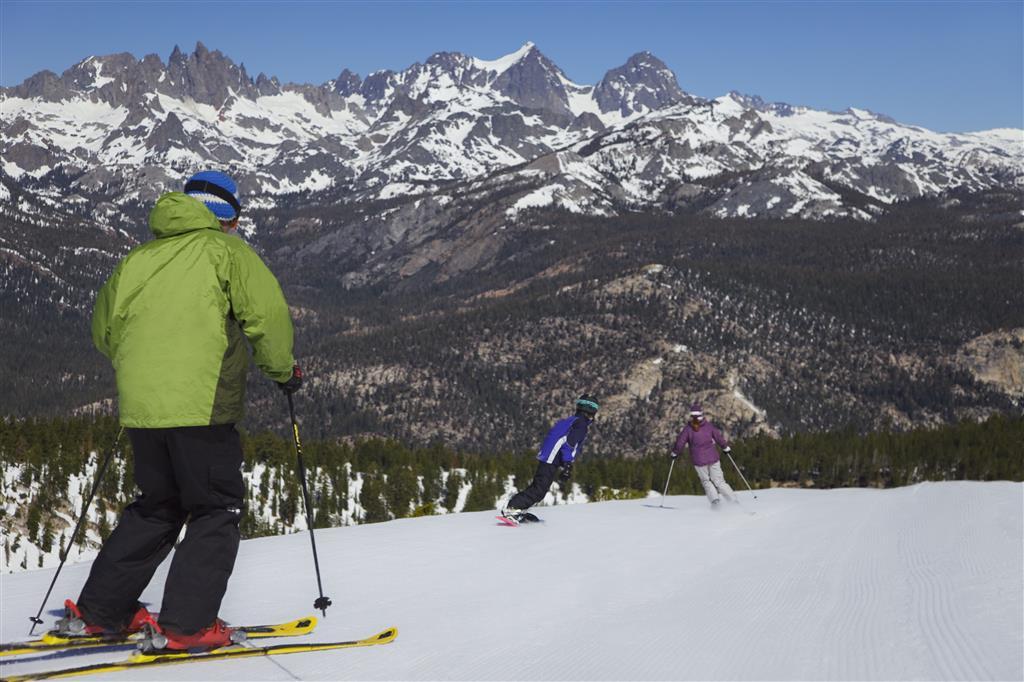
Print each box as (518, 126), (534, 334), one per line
(3, 41), (1020, 243)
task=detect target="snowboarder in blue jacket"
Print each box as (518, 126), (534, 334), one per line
(502, 394), (599, 520)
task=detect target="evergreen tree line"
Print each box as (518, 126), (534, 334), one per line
(2, 414), (1020, 566)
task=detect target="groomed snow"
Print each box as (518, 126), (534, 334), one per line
(1, 482), (1021, 681)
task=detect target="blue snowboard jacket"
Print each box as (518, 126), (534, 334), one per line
(536, 415), (591, 466)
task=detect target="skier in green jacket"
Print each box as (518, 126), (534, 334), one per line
(59, 171), (302, 651)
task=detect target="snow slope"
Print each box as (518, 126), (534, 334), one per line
(2, 482), (1021, 681)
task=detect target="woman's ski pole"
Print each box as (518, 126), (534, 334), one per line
(27, 428), (124, 635)
(725, 450), (758, 500)
(659, 458), (677, 507)
(286, 392), (332, 617)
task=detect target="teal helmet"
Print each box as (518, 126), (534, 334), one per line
(575, 394), (600, 419)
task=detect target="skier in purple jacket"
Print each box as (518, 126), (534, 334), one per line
(671, 403), (736, 506)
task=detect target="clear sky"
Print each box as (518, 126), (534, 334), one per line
(1, 0), (1021, 132)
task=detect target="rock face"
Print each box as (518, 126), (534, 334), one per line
(594, 51), (691, 116)
(491, 44), (573, 117)
(956, 329), (1024, 399)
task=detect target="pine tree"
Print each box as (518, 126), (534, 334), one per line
(40, 519), (54, 553)
(360, 474), (389, 523)
(25, 501), (41, 544)
(386, 467), (419, 519)
(463, 473), (501, 512)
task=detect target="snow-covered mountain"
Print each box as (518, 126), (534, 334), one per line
(2, 483), (1021, 680)
(3, 43), (1022, 444)
(2, 41), (1020, 229)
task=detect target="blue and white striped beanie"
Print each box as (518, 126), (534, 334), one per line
(184, 170), (241, 221)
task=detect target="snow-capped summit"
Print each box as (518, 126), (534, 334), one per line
(1, 41), (1021, 228)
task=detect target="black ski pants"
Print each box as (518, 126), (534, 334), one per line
(508, 461), (559, 510)
(77, 424), (244, 635)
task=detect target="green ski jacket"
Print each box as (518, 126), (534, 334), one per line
(92, 192), (295, 428)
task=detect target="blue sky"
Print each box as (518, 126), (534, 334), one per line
(1, 1), (1021, 132)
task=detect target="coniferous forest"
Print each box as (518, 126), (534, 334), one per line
(2, 414), (1021, 571)
(2, 190), (1022, 455)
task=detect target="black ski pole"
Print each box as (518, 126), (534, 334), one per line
(28, 427), (124, 635)
(286, 392), (332, 617)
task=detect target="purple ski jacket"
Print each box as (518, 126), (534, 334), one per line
(673, 420), (730, 467)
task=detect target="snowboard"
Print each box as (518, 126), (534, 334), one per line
(495, 512), (542, 526)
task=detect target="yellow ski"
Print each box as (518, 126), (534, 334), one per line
(2, 627), (396, 681)
(1, 616), (316, 658)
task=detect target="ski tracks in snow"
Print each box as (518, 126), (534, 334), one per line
(896, 483), (1021, 681)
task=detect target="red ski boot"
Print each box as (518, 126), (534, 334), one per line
(55, 600), (155, 637)
(125, 604), (157, 633)
(141, 619), (244, 652)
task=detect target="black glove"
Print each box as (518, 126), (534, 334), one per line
(278, 365), (303, 394)
(559, 463), (573, 482)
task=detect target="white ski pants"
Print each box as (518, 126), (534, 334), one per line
(694, 461), (735, 503)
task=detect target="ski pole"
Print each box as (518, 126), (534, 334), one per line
(28, 427), (124, 635)
(659, 458), (677, 507)
(286, 392), (332, 617)
(725, 450), (757, 500)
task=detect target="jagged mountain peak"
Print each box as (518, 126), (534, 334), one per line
(162, 42), (260, 106)
(614, 50), (683, 94)
(424, 50), (474, 70)
(507, 42), (560, 73)
(168, 41), (244, 73)
(594, 50), (689, 116)
(332, 68), (362, 96)
(1, 42), (274, 107)
(622, 50), (670, 71)
(487, 43), (573, 116)
(63, 52), (135, 89)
